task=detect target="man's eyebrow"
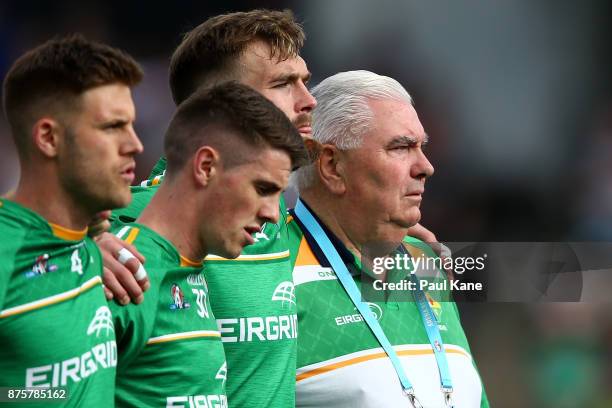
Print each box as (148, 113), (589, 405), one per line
(271, 71), (312, 84)
(254, 179), (283, 193)
(386, 134), (429, 148)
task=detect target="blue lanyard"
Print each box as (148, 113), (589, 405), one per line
(294, 198), (454, 407)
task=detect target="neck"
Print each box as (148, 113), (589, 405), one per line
(300, 188), (365, 260)
(13, 166), (91, 230)
(138, 178), (206, 262)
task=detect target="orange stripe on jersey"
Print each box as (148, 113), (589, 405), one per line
(295, 236), (319, 267)
(49, 222), (88, 241)
(286, 215), (294, 224)
(0, 276), (102, 318)
(296, 347), (469, 382)
(124, 227), (140, 244)
(180, 255), (203, 267)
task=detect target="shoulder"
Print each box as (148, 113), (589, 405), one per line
(110, 186), (159, 224)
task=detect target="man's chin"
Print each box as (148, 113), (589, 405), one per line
(216, 244), (243, 260)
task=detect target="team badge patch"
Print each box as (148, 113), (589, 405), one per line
(24, 253), (58, 278)
(169, 283), (191, 310)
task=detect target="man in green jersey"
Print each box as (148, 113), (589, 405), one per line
(97, 10), (315, 408)
(110, 82), (307, 407)
(288, 70), (489, 407)
(0, 35), (143, 406)
(99, 9), (441, 407)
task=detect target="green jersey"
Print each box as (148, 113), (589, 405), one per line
(288, 204), (489, 408)
(0, 199), (115, 407)
(110, 222), (227, 408)
(110, 158), (297, 408)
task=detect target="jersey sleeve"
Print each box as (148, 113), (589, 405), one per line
(110, 186), (159, 224)
(110, 282), (159, 369)
(0, 209), (24, 310)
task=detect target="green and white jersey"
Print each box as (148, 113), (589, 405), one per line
(288, 204), (489, 408)
(0, 199), (115, 407)
(203, 195), (297, 408)
(110, 222), (227, 408)
(110, 158), (298, 408)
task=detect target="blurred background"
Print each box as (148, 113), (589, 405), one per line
(1, 0), (611, 405)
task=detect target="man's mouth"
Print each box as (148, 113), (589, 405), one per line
(120, 163), (136, 184)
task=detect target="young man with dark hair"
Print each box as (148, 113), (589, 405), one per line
(0, 34), (143, 406)
(110, 82), (307, 407)
(98, 10), (315, 408)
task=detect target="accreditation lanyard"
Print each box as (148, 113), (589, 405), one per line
(294, 198), (454, 408)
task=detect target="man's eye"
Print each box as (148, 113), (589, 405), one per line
(104, 122), (125, 131)
(256, 184), (280, 196)
(272, 82), (289, 89)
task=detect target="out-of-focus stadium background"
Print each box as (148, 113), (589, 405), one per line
(1, 1), (611, 406)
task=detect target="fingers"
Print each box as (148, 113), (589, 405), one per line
(88, 211), (112, 238)
(101, 250), (141, 305)
(406, 223), (437, 246)
(117, 248), (148, 282)
(119, 240), (146, 264)
(102, 265), (130, 305)
(96, 232), (149, 305)
(103, 284), (114, 301)
(406, 223), (454, 278)
(89, 219), (111, 237)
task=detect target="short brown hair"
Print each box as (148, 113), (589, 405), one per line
(164, 82), (308, 176)
(169, 9), (304, 105)
(2, 34), (143, 157)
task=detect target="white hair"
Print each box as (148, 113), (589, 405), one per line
(291, 70), (413, 191)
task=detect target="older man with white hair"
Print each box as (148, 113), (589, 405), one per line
(287, 70), (489, 407)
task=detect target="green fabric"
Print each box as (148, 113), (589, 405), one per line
(111, 222), (227, 408)
(111, 161), (296, 407)
(287, 213), (489, 407)
(0, 199), (115, 407)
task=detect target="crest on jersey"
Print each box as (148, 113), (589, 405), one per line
(169, 283), (191, 310)
(87, 306), (115, 337)
(271, 281), (296, 307)
(24, 253), (58, 278)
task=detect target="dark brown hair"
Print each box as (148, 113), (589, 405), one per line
(164, 82), (308, 176)
(3, 34), (143, 156)
(169, 9), (304, 105)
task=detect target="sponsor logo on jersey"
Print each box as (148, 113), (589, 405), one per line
(367, 302), (383, 320)
(25, 307), (117, 387)
(216, 282), (298, 342)
(271, 281), (296, 307)
(87, 306), (114, 337)
(170, 283), (191, 310)
(24, 253), (58, 278)
(166, 395), (228, 408)
(217, 314), (298, 343)
(335, 303), (383, 326)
